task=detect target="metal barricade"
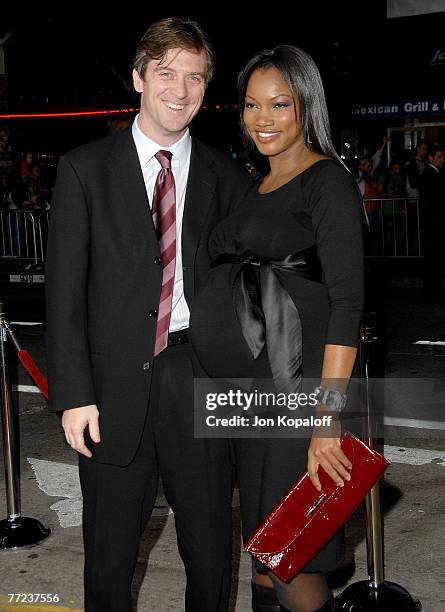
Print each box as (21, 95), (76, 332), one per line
(0, 210), (45, 265)
(364, 198), (421, 257)
(37, 211), (50, 263)
(0, 202), (424, 264)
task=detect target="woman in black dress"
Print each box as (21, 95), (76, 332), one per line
(191, 46), (364, 612)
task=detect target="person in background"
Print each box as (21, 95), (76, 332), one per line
(406, 138), (428, 199)
(0, 173), (15, 210)
(22, 180), (46, 211)
(418, 143), (445, 298)
(379, 158), (405, 198)
(20, 152), (34, 181)
(357, 153), (380, 201)
(378, 158), (406, 255)
(356, 136), (389, 202)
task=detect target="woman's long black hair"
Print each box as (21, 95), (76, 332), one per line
(237, 45), (342, 165)
(237, 45), (369, 226)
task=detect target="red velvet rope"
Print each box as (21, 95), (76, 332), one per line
(18, 350), (48, 399)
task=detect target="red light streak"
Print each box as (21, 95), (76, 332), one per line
(0, 108), (139, 120)
(0, 104), (240, 120)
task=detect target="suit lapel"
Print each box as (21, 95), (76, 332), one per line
(108, 130), (216, 277)
(109, 127), (159, 249)
(182, 138), (216, 266)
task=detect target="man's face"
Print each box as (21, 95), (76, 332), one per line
(430, 150), (445, 169)
(132, 47), (207, 146)
(417, 143), (428, 160)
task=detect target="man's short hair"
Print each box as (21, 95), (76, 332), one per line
(133, 17), (215, 85)
(428, 143), (445, 158)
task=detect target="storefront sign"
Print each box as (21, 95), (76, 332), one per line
(351, 97), (445, 119)
(431, 49), (445, 66)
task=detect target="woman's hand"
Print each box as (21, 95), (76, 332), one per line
(307, 420), (352, 491)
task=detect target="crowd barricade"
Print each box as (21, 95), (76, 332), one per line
(364, 197), (421, 257)
(0, 210), (47, 265)
(0, 202), (424, 265)
(37, 211), (50, 262)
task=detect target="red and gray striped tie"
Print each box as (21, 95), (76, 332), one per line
(151, 150), (176, 356)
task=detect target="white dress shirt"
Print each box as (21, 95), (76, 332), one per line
(132, 114), (191, 332)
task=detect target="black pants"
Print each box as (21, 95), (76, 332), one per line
(79, 342), (233, 612)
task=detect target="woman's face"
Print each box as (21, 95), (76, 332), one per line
(243, 66), (304, 158)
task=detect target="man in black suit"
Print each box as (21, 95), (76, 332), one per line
(45, 17), (251, 612)
(418, 143), (445, 298)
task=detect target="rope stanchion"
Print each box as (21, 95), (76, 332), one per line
(336, 312), (421, 611)
(4, 320), (48, 398)
(0, 303), (50, 549)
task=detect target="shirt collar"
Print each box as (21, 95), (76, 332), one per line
(428, 163), (440, 173)
(132, 114), (191, 167)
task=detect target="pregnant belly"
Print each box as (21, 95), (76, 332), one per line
(190, 264), (264, 378)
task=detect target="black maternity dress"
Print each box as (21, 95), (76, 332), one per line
(190, 159), (365, 571)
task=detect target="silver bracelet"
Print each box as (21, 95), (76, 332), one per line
(313, 385), (347, 412)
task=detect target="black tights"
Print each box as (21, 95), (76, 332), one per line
(254, 566), (332, 612)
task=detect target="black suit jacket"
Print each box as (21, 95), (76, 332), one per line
(419, 165), (445, 242)
(45, 126), (252, 465)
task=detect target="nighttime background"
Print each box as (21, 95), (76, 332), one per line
(1, 4), (445, 153)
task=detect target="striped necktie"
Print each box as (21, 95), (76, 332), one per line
(151, 150), (176, 356)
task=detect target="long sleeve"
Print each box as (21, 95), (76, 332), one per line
(303, 162), (365, 347)
(371, 146), (383, 174)
(45, 156), (96, 412)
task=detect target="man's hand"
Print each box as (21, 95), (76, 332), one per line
(307, 419), (352, 491)
(61, 404), (100, 458)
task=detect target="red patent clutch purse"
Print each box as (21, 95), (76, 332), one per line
(244, 431), (390, 582)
